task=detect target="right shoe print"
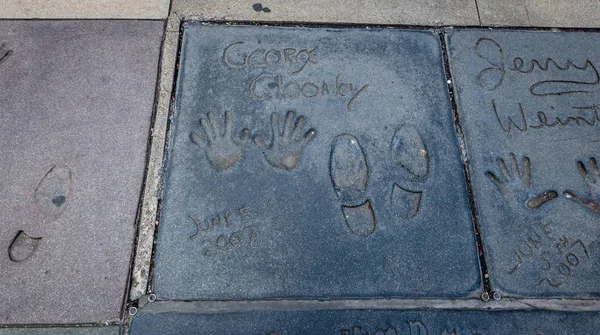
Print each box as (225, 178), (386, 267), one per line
(389, 123), (430, 219)
(8, 164), (72, 263)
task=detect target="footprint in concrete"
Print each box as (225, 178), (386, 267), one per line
(9, 231), (41, 262)
(330, 135), (376, 237)
(35, 165), (72, 220)
(390, 124), (429, 219)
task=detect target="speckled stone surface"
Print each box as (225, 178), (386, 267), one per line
(153, 24), (480, 300)
(0, 327), (120, 335)
(477, 0), (600, 27)
(446, 29), (600, 297)
(2, 0), (169, 19)
(171, 0), (480, 25)
(0, 21), (162, 323)
(130, 309), (600, 334)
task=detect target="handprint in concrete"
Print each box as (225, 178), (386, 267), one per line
(487, 153), (557, 210)
(253, 111), (316, 171)
(389, 123), (429, 219)
(191, 111), (250, 171)
(564, 157), (600, 214)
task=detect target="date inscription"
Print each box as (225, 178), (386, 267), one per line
(189, 206), (257, 257)
(507, 222), (592, 289)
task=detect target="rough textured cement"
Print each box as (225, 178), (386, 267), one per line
(153, 24), (480, 300)
(130, 15), (180, 302)
(478, 0), (600, 27)
(171, 0), (480, 26)
(0, 21), (163, 324)
(130, 309), (600, 334)
(446, 29), (600, 297)
(1, 0), (169, 19)
(0, 327), (120, 335)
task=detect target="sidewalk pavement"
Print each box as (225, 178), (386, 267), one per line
(1, 0), (599, 334)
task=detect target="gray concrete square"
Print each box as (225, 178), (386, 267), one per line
(130, 309), (600, 334)
(153, 24), (480, 300)
(446, 29), (600, 297)
(0, 21), (163, 323)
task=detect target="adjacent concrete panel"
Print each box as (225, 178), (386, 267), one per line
(0, 327), (119, 335)
(0, 21), (163, 323)
(478, 0), (600, 27)
(2, 0), (169, 19)
(172, 0), (480, 26)
(153, 24), (480, 300)
(446, 30), (600, 297)
(130, 310), (600, 334)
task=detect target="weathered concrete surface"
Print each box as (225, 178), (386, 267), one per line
(478, 0), (600, 27)
(0, 327), (120, 335)
(2, 0), (169, 19)
(171, 0), (480, 26)
(446, 29), (600, 297)
(153, 24), (480, 300)
(130, 309), (600, 334)
(130, 15), (180, 302)
(0, 21), (162, 324)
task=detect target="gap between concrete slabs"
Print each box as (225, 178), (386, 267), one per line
(130, 14), (181, 301)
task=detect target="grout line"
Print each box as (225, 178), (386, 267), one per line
(474, 0), (483, 26)
(122, 18), (170, 322)
(438, 32), (493, 297)
(175, 19), (600, 32)
(135, 298), (600, 315)
(129, 13), (181, 302)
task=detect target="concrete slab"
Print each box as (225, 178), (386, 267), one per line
(153, 24), (480, 300)
(130, 309), (600, 334)
(0, 327), (120, 335)
(2, 0), (169, 19)
(0, 21), (163, 323)
(171, 0), (480, 26)
(446, 29), (600, 297)
(478, 0), (600, 27)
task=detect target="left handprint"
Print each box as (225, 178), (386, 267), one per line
(191, 111), (250, 171)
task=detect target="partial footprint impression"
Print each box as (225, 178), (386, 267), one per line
(35, 165), (72, 219)
(9, 231), (41, 262)
(390, 124), (430, 219)
(8, 165), (72, 262)
(330, 134), (376, 237)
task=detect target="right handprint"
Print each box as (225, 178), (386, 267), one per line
(253, 111), (316, 171)
(487, 153), (558, 210)
(564, 157), (600, 214)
